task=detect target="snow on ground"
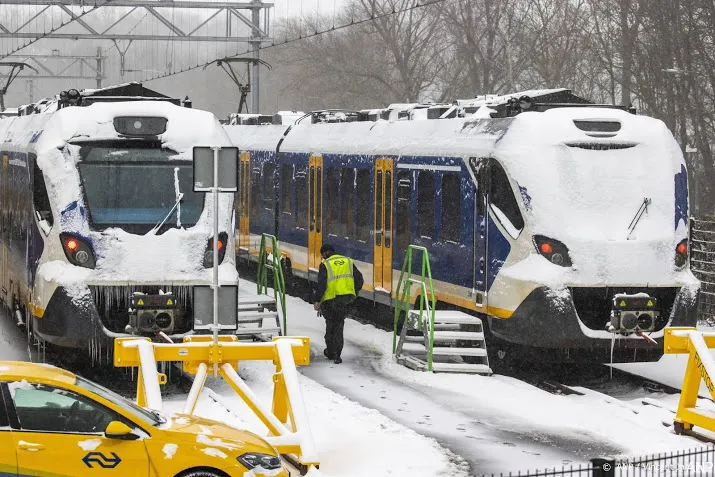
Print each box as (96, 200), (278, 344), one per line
(234, 281), (713, 475)
(164, 363), (469, 477)
(0, 314), (31, 362)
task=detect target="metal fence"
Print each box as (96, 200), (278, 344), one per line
(481, 445), (715, 476)
(691, 218), (715, 326)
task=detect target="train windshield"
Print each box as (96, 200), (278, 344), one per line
(77, 141), (204, 233)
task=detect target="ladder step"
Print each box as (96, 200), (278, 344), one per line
(430, 362), (492, 374)
(404, 335), (427, 343)
(408, 309), (482, 325)
(239, 294), (277, 306)
(431, 347), (487, 357)
(432, 331), (484, 341)
(237, 312), (279, 321)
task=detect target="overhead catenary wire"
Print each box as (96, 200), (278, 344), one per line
(0, 1), (117, 61)
(142, 0), (451, 84)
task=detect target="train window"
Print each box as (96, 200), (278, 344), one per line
(340, 168), (355, 238)
(325, 167), (340, 236)
(251, 166), (261, 218)
(262, 162), (275, 211)
(281, 164), (292, 214)
(396, 170), (412, 252)
(440, 173), (461, 243)
(32, 162), (53, 234)
(489, 160), (524, 236)
(356, 169), (371, 242)
(295, 165), (308, 228)
(417, 171), (435, 239)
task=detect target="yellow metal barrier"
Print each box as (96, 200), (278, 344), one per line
(113, 335), (319, 469)
(664, 327), (715, 435)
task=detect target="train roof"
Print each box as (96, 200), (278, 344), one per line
(225, 104), (666, 159)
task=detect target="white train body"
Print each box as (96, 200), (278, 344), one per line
(226, 99), (700, 361)
(0, 98), (237, 356)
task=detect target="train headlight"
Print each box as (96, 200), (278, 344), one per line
(203, 232), (228, 268)
(59, 233), (96, 269)
(533, 235), (572, 267)
(675, 239), (688, 268)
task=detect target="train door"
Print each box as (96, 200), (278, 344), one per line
(470, 157), (488, 308)
(308, 155), (323, 271)
(373, 158), (394, 295)
(237, 151), (250, 249)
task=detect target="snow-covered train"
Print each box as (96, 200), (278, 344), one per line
(226, 89), (700, 363)
(0, 84), (237, 360)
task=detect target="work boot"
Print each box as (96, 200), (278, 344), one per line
(334, 357), (342, 364)
(323, 348), (333, 359)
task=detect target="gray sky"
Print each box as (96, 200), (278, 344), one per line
(272, 0), (348, 21)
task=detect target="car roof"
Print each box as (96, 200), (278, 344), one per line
(0, 360), (77, 387)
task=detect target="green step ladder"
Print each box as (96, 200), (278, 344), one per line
(236, 234), (287, 340)
(392, 245), (492, 374)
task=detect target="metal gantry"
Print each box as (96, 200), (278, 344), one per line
(6, 49), (105, 88)
(0, 0), (273, 112)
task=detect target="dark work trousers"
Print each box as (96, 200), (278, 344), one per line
(321, 295), (352, 359)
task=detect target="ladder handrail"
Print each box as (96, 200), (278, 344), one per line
(392, 245), (437, 370)
(257, 233), (287, 335)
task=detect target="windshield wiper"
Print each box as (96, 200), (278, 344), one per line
(627, 197), (651, 240)
(151, 192), (184, 234)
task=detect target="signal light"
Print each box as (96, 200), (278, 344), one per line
(203, 232), (228, 268)
(533, 235), (572, 267)
(59, 233), (96, 269)
(675, 239), (688, 268)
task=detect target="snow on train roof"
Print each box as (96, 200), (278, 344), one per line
(35, 100), (230, 159)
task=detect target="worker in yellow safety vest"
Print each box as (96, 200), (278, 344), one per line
(312, 244), (364, 364)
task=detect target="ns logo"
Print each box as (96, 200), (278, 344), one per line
(82, 451), (122, 469)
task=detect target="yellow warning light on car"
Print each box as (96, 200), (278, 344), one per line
(137, 299), (144, 306)
(647, 300), (654, 307)
(166, 299), (173, 305)
(620, 300), (627, 307)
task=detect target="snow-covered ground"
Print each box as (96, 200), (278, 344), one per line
(3, 285), (715, 476)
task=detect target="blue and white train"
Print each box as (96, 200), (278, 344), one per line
(0, 84), (238, 360)
(226, 89), (700, 363)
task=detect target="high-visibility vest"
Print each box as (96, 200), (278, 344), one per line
(321, 254), (356, 302)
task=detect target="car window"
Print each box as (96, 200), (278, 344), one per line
(9, 382), (118, 434)
(76, 376), (160, 426)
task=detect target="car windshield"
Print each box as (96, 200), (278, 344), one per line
(76, 141), (205, 234)
(75, 376), (162, 426)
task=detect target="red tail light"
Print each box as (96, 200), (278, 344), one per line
(533, 235), (572, 267)
(675, 239), (688, 268)
(59, 233), (96, 269)
(203, 232), (228, 268)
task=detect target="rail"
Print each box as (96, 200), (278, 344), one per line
(392, 245), (437, 370)
(257, 233), (288, 335)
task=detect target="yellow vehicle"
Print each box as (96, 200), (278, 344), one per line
(0, 361), (288, 477)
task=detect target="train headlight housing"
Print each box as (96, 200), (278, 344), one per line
(237, 452), (282, 471)
(533, 235), (572, 267)
(60, 232), (96, 269)
(203, 232), (228, 268)
(675, 239), (688, 268)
